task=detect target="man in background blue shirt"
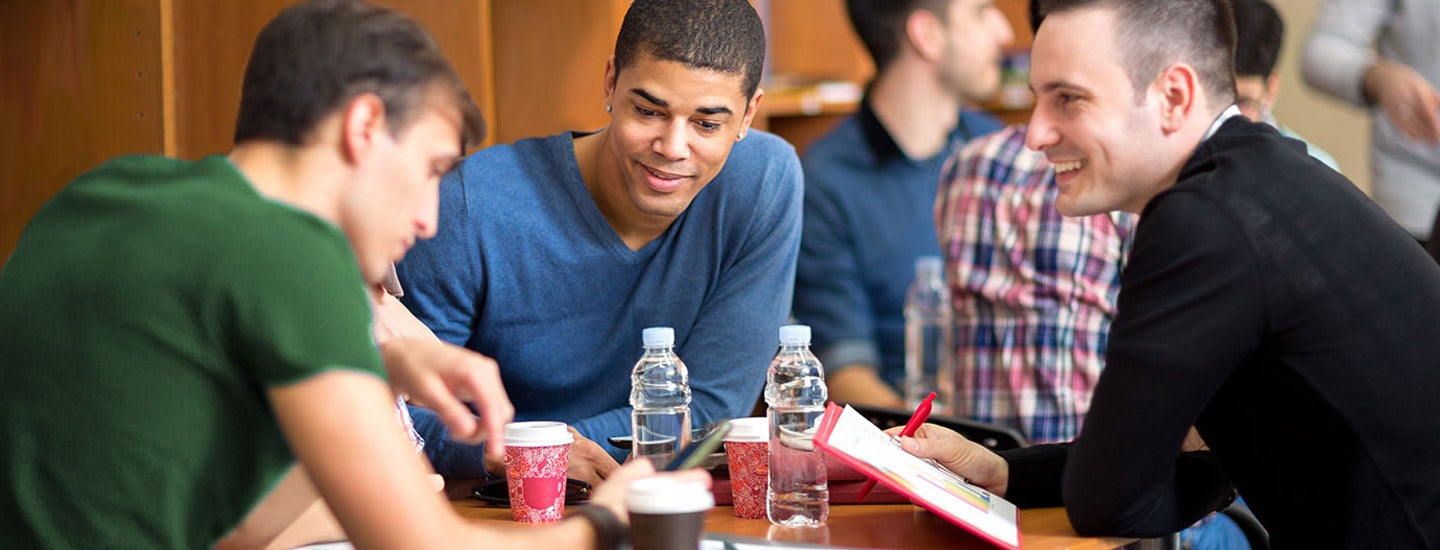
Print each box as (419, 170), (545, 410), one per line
(794, 0), (1011, 407)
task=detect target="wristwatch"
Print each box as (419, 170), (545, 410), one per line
(571, 505), (626, 550)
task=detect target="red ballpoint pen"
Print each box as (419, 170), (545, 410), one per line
(856, 391), (935, 502)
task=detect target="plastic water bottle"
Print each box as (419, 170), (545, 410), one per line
(764, 324), (829, 527)
(630, 327), (691, 469)
(905, 256), (956, 415)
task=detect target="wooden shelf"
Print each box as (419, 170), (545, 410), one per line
(762, 83), (862, 119)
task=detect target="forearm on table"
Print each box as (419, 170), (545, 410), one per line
(216, 465), (327, 550)
(567, 408), (634, 462)
(271, 373), (471, 546)
(263, 499), (345, 550)
(410, 405), (492, 479)
(826, 363), (903, 407)
(1060, 197), (1261, 537)
(997, 443), (1068, 508)
(569, 381), (758, 462)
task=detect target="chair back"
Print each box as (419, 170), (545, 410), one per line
(848, 403), (1029, 451)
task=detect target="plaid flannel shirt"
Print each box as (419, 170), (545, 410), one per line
(936, 125), (1134, 444)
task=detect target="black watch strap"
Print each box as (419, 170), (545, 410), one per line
(572, 505), (626, 550)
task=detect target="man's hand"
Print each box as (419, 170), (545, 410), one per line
(565, 429), (622, 486)
(887, 423), (1009, 496)
(1365, 59), (1440, 143)
(371, 288), (440, 344)
(480, 428), (621, 487)
(379, 338), (513, 459)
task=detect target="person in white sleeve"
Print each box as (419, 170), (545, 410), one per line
(1302, 0), (1440, 248)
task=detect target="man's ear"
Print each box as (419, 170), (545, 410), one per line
(905, 9), (946, 63)
(1156, 63), (1199, 135)
(1263, 73), (1282, 107)
(602, 55), (618, 113)
(341, 93), (388, 164)
(738, 87), (765, 141)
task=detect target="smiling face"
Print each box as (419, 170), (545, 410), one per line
(339, 91), (463, 285)
(598, 51), (760, 230)
(936, 0), (1015, 103)
(1023, 7), (1175, 217)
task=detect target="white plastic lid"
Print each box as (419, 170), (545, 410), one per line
(914, 255), (943, 276)
(778, 324), (810, 345)
(642, 327), (675, 348)
(723, 417), (768, 443)
(503, 421), (574, 447)
(625, 477), (714, 514)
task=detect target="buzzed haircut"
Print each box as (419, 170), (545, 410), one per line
(234, 0), (485, 150)
(1037, 0), (1237, 106)
(845, 0), (954, 72)
(613, 0), (767, 100)
(1231, 0), (1284, 78)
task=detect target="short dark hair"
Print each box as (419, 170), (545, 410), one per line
(613, 0), (767, 99)
(234, 0), (484, 149)
(846, 0), (953, 72)
(1231, 0), (1283, 78)
(1037, 0), (1236, 105)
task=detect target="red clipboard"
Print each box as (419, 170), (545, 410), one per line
(813, 402), (1022, 550)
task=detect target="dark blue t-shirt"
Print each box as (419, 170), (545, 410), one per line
(793, 100), (1001, 390)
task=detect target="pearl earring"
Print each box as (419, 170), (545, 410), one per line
(605, 105), (612, 113)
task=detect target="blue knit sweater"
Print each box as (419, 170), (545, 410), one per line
(398, 130), (802, 472)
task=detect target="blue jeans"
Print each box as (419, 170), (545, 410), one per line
(1177, 498), (1253, 550)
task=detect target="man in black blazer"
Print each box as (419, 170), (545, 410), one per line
(895, 0), (1440, 547)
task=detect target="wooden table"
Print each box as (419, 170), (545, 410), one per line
(453, 499), (1134, 549)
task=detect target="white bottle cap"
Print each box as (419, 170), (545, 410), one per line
(625, 477), (714, 514)
(778, 324), (810, 345)
(503, 421), (574, 447)
(723, 417), (769, 443)
(915, 255), (943, 276)
(642, 326), (674, 347)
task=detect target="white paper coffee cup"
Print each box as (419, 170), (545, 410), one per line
(627, 477), (714, 550)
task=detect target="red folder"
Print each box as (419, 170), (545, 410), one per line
(812, 402), (1021, 550)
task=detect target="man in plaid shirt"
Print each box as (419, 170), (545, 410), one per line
(936, 124), (1133, 444)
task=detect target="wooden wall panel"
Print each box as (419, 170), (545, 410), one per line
(171, 0), (495, 160)
(489, 0), (627, 144)
(767, 0), (873, 84)
(0, 0), (1030, 262)
(999, 0), (1035, 49)
(169, 1), (291, 160)
(374, 0), (495, 149)
(1, 0), (165, 262)
(168, 1), (286, 159)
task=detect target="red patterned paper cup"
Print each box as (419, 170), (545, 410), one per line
(503, 421), (574, 523)
(725, 417), (770, 519)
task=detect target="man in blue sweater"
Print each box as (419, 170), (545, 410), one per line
(395, 0), (802, 482)
(793, 0), (1010, 408)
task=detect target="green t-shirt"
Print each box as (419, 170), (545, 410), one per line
(0, 155), (384, 548)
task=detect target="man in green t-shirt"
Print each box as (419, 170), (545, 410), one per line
(0, 1), (681, 548)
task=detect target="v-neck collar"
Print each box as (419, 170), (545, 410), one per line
(559, 132), (670, 263)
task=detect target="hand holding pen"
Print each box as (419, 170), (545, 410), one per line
(856, 391), (935, 502)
